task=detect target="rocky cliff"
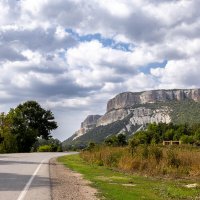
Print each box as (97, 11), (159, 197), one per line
(107, 89), (200, 112)
(71, 115), (102, 141)
(97, 89), (200, 127)
(96, 106), (171, 127)
(63, 89), (200, 148)
(81, 115), (102, 130)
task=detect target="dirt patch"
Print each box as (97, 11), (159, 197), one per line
(185, 183), (199, 188)
(49, 158), (99, 200)
(122, 183), (136, 187)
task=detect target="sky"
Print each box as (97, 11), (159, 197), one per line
(0, 0), (200, 141)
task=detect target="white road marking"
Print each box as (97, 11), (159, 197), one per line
(17, 159), (47, 200)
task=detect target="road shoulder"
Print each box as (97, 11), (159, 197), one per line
(49, 157), (99, 200)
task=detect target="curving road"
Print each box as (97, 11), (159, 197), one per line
(0, 152), (75, 200)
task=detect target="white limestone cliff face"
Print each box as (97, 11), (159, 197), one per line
(72, 115), (102, 140)
(81, 115), (102, 130)
(96, 109), (129, 126)
(72, 128), (86, 141)
(129, 107), (171, 126)
(97, 106), (171, 127)
(107, 89), (200, 112)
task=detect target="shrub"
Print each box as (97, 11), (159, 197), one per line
(166, 149), (181, 168)
(180, 135), (195, 144)
(142, 145), (149, 159)
(150, 146), (163, 164)
(128, 137), (140, 156)
(37, 145), (52, 152)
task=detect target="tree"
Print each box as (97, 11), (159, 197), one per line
(104, 135), (118, 146)
(164, 129), (174, 140)
(104, 134), (127, 147)
(9, 101), (58, 152)
(180, 135), (195, 144)
(87, 142), (96, 151)
(0, 113), (18, 153)
(117, 133), (127, 146)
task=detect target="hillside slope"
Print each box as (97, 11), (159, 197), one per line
(63, 89), (200, 149)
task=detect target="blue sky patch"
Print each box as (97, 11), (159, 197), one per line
(66, 29), (133, 52)
(140, 60), (168, 74)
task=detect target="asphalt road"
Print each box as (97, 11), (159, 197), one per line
(0, 152), (75, 200)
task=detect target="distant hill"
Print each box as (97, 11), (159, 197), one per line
(62, 89), (200, 149)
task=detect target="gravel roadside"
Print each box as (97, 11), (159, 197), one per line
(49, 158), (99, 200)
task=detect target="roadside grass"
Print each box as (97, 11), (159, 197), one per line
(58, 154), (200, 200)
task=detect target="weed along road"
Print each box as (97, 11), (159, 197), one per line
(0, 152), (75, 200)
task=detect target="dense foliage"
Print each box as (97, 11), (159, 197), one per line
(33, 137), (62, 152)
(0, 101), (58, 153)
(130, 122), (200, 146)
(104, 133), (127, 147)
(0, 113), (18, 153)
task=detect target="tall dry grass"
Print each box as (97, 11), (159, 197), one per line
(80, 145), (200, 178)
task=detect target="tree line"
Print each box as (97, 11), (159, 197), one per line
(131, 122), (200, 146)
(86, 122), (200, 151)
(0, 100), (60, 153)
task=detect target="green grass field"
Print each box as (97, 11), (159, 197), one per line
(58, 154), (200, 200)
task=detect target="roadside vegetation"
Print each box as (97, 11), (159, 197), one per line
(59, 154), (200, 200)
(59, 122), (200, 199)
(80, 122), (200, 178)
(81, 145), (200, 178)
(0, 100), (60, 153)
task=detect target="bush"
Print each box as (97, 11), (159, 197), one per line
(150, 146), (163, 164)
(180, 135), (195, 144)
(167, 149), (181, 168)
(129, 137), (140, 156)
(86, 142), (96, 151)
(142, 145), (149, 159)
(104, 134), (127, 147)
(37, 145), (52, 152)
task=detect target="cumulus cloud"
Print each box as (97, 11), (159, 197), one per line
(0, 45), (26, 61)
(151, 58), (200, 89)
(0, 0), (200, 140)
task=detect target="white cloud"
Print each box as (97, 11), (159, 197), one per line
(98, 0), (132, 18)
(0, 0), (200, 140)
(55, 26), (69, 40)
(66, 40), (158, 87)
(46, 97), (91, 109)
(0, 1), (9, 24)
(144, 0), (194, 26)
(151, 58), (200, 89)
(20, 0), (48, 15)
(22, 50), (42, 63)
(125, 73), (157, 91)
(11, 73), (31, 88)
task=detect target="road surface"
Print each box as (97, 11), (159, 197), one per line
(0, 152), (75, 200)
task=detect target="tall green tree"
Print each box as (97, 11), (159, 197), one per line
(104, 134), (127, 147)
(9, 101), (58, 152)
(0, 112), (18, 153)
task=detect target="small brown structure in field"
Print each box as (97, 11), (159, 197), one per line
(163, 140), (181, 145)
